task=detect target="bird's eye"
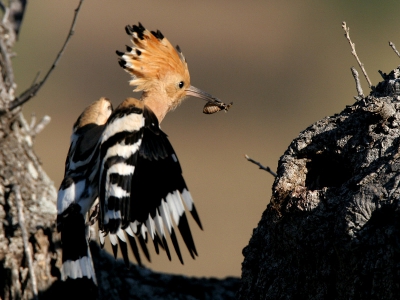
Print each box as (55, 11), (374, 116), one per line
(178, 81), (184, 89)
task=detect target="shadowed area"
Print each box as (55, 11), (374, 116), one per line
(40, 242), (240, 300)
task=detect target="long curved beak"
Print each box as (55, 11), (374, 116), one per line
(185, 85), (224, 105)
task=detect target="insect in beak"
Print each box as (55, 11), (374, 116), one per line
(203, 101), (233, 114)
(186, 85), (233, 114)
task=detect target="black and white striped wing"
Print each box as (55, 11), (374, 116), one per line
(99, 105), (144, 233)
(57, 97), (112, 284)
(99, 105), (202, 265)
(128, 120), (203, 264)
(57, 125), (107, 284)
(64, 123), (105, 177)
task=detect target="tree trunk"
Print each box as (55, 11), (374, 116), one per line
(238, 68), (400, 299)
(0, 2), (59, 299)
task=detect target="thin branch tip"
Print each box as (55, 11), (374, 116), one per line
(244, 154), (277, 177)
(32, 115), (51, 136)
(6, 0), (85, 112)
(342, 21), (372, 89)
(389, 41), (400, 58)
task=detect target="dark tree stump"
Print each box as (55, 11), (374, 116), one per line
(238, 68), (400, 299)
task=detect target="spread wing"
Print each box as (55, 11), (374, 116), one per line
(99, 104), (202, 266)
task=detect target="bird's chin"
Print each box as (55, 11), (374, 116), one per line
(169, 100), (184, 112)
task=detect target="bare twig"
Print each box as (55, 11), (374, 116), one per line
(31, 115), (51, 136)
(30, 71), (41, 86)
(351, 67), (364, 98)
(389, 41), (400, 58)
(245, 154), (277, 177)
(342, 22), (372, 89)
(5, 0), (84, 112)
(29, 113), (36, 129)
(13, 185), (38, 300)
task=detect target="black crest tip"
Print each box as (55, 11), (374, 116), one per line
(126, 45), (132, 52)
(125, 25), (134, 35)
(116, 50), (124, 57)
(151, 29), (164, 40)
(118, 59), (127, 68)
(132, 24), (145, 40)
(157, 30), (164, 39)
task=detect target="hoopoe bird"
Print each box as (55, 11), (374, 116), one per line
(57, 97), (113, 283)
(97, 23), (228, 266)
(57, 22), (229, 285)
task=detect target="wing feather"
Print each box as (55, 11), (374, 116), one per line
(99, 103), (202, 265)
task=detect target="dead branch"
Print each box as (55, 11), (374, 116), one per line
(351, 66), (364, 98)
(244, 154), (277, 177)
(31, 115), (51, 136)
(342, 21), (372, 89)
(4, 0), (84, 113)
(389, 41), (400, 58)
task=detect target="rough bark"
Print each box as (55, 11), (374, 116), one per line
(238, 68), (400, 299)
(0, 2), (239, 299)
(0, 2), (59, 299)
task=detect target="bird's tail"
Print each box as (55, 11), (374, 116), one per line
(59, 203), (97, 285)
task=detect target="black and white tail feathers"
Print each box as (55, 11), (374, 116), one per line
(57, 97), (113, 284)
(98, 97), (202, 266)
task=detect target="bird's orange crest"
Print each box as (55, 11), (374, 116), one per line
(117, 23), (190, 93)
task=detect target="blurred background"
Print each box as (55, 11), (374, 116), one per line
(12, 1), (400, 278)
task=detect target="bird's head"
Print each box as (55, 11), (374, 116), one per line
(117, 23), (225, 122)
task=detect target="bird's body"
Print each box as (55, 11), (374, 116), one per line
(58, 22), (228, 284)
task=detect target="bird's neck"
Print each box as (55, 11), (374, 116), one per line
(141, 91), (170, 123)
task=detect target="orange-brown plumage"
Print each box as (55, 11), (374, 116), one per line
(117, 22), (229, 122)
(73, 97), (113, 130)
(117, 97), (144, 110)
(122, 25), (189, 90)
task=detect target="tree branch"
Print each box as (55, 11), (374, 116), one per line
(351, 66), (364, 99)
(244, 154), (277, 177)
(31, 115), (51, 136)
(3, 0), (84, 113)
(342, 21), (372, 89)
(389, 41), (400, 58)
